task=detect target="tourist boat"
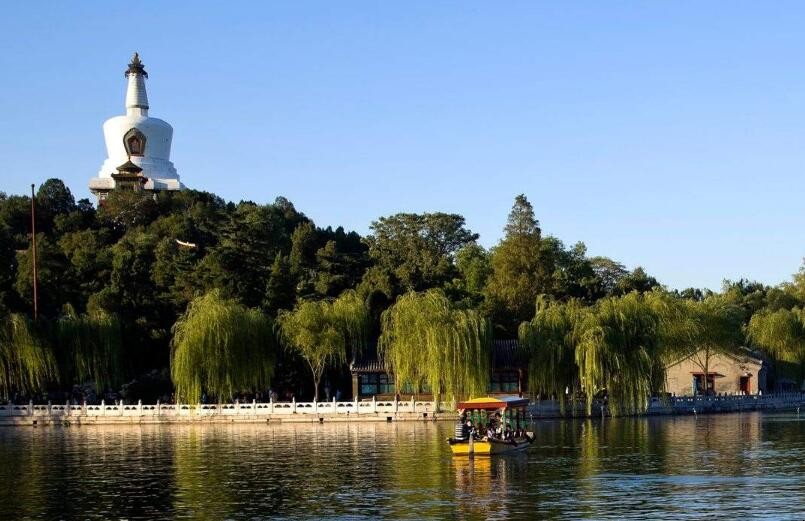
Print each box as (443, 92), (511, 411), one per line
(448, 396), (534, 456)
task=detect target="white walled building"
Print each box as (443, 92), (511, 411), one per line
(89, 53), (184, 200)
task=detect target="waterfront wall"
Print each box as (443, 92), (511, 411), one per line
(0, 393), (801, 427)
(527, 392), (804, 418)
(0, 397), (454, 426)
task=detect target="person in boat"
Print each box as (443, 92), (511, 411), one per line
(454, 414), (468, 441)
(493, 412), (503, 436)
(503, 423), (514, 441)
(485, 423), (496, 440)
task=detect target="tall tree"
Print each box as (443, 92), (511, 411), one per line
(484, 194), (553, 333)
(378, 289), (491, 403)
(588, 256), (628, 297)
(673, 296), (746, 395)
(278, 290), (368, 400)
(366, 212), (478, 292)
(263, 254), (296, 314)
(170, 290), (277, 403)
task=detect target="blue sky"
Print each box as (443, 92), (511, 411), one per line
(1, 2), (803, 290)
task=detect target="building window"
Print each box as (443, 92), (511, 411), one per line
(491, 371), (519, 393)
(359, 373), (394, 396)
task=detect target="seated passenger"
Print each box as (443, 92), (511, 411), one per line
(486, 424), (496, 440)
(503, 424), (514, 441)
(454, 415), (468, 441)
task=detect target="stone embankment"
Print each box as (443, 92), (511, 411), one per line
(0, 398), (454, 427)
(0, 393), (801, 427)
(527, 392), (804, 418)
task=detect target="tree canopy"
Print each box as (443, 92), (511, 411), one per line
(378, 289), (492, 403)
(0, 179), (802, 403)
(170, 290), (277, 403)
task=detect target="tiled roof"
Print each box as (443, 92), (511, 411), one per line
(350, 339), (523, 374)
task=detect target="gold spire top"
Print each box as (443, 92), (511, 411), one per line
(125, 52), (148, 78)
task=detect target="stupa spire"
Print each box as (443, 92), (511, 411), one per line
(125, 52), (149, 115)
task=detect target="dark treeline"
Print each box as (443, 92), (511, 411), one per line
(0, 179), (803, 406)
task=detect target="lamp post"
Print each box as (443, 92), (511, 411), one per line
(30, 184), (38, 321)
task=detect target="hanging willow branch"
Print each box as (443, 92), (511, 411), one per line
(278, 290), (369, 401)
(575, 293), (662, 416)
(747, 307), (805, 382)
(171, 290), (277, 403)
(55, 306), (124, 392)
(378, 289), (491, 403)
(518, 297), (586, 413)
(0, 314), (58, 399)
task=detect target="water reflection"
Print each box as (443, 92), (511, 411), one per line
(0, 412), (802, 520)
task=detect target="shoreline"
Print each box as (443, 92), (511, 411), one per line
(0, 392), (801, 427)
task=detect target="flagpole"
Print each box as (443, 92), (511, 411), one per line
(30, 184), (38, 321)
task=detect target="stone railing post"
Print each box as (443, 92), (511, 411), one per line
(253, 399), (257, 415)
(269, 396), (274, 414)
(372, 395), (377, 413)
(29, 400), (33, 417)
(47, 400), (52, 416)
(411, 396), (416, 414)
(66, 400), (70, 417)
(138, 399), (142, 416)
(394, 397), (399, 414)
(314, 398), (318, 414)
(354, 396), (358, 415)
(292, 397), (297, 414)
(156, 400), (161, 416)
(82, 400), (87, 417)
(101, 399), (106, 416)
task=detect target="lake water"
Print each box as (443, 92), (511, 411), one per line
(0, 412), (803, 520)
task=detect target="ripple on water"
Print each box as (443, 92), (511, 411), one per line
(0, 412), (802, 520)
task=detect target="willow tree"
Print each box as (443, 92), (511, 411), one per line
(518, 297), (586, 412)
(278, 290), (368, 401)
(0, 314), (57, 399)
(55, 306), (124, 392)
(573, 293), (669, 415)
(747, 307), (805, 385)
(671, 295), (745, 394)
(378, 289), (491, 403)
(171, 290), (277, 403)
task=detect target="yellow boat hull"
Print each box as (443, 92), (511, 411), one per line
(449, 436), (533, 456)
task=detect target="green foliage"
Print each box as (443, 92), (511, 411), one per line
(55, 306), (124, 391)
(263, 254), (296, 314)
(747, 307), (805, 382)
(15, 233), (70, 317)
(0, 314), (57, 398)
(519, 297), (585, 412)
(378, 289), (491, 403)
(278, 290), (368, 400)
(367, 212), (478, 292)
(484, 194), (553, 332)
(170, 290), (277, 403)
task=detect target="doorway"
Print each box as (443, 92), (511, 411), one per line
(739, 375), (751, 395)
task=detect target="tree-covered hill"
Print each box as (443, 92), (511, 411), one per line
(0, 179), (802, 403)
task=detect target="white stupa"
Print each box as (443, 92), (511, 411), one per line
(89, 53), (184, 200)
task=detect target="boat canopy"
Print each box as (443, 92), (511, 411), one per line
(457, 396), (529, 411)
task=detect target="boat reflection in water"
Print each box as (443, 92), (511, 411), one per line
(452, 453), (530, 519)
